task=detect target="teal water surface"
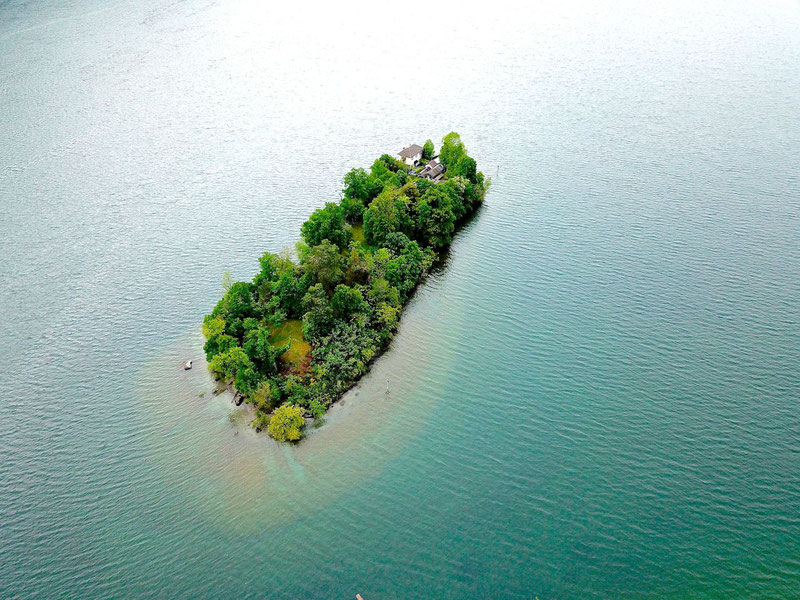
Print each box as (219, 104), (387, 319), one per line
(1, 1), (799, 598)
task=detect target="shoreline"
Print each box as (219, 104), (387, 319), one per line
(201, 134), (488, 441)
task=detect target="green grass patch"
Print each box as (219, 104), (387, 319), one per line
(270, 320), (311, 373)
(350, 223), (378, 253)
(351, 223), (366, 244)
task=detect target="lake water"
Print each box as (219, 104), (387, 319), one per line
(1, 1), (799, 598)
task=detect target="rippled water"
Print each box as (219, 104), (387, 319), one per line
(2, 1), (799, 598)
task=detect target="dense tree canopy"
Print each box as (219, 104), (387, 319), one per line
(343, 168), (382, 203)
(363, 188), (413, 247)
(202, 133), (488, 441)
(342, 168), (383, 223)
(303, 239), (345, 292)
(301, 283), (335, 341)
(301, 202), (350, 249)
(451, 155), (477, 182)
(413, 187), (456, 248)
(439, 132), (467, 168)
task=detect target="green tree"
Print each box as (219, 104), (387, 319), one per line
(439, 131), (466, 169)
(202, 314), (225, 340)
(235, 365), (260, 398)
(271, 270), (310, 318)
(267, 403), (306, 442)
(363, 189), (412, 247)
(345, 244), (371, 284)
(301, 202), (350, 249)
(451, 155), (477, 182)
(464, 176), (488, 208)
(385, 256), (413, 297)
(203, 332), (236, 361)
(308, 399), (326, 419)
(330, 284), (368, 320)
(252, 379), (281, 412)
(341, 196), (365, 223)
(367, 278), (400, 308)
(439, 175), (469, 220)
(343, 168), (382, 204)
(303, 240), (345, 292)
(243, 326), (287, 375)
(375, 153), (406, 173)
(283, 375), (309, 407)
(399, 181), (422, 204)
(414, 187), (456, 248)
(413, 178), (434, 197)
(384, 232), (411, 254)
(375, 302), (399, 330)
(242, 317), (259, 334)
(208, 346), (252, 381)
(370, 155), (406, 187)
(422, 139), (434, 160)
(257, 250), (295, 282)
(217, 281), (255, 339)
(369, 247), (391, 280)
(302, 283), (335, 341)
(385, 240), (428, 296)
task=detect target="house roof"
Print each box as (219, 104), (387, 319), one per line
(419, 160), (445, 180)
(399, 144), (423, 158)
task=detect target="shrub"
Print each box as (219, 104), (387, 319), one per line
(252, 411), (271, 432)
(267, 403), (306, 442)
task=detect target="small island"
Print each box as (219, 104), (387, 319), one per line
(202, 133), (489, 441)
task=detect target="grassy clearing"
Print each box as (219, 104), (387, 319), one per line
(270, 320), (311, 373)
(351, 223), (366, 244)
(350, 223), (377, 253)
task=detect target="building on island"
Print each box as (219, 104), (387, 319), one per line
(398, 144), (423, 166)
(418, 158), (445, 182)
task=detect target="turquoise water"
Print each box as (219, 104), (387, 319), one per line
(2, 1), (799, 598)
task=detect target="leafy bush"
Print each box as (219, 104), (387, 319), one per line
(301, 202), (350, 249)
(252, 379), (282, 412)
(208, 346), (251, 381)
(267, 403), (305, 442)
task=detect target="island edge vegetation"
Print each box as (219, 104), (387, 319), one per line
(202, 133), (489, 441)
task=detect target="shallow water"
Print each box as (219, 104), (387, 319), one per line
(2, 1), (799, 598)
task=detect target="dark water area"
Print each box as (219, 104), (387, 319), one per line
(1, 1), (799, 598)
